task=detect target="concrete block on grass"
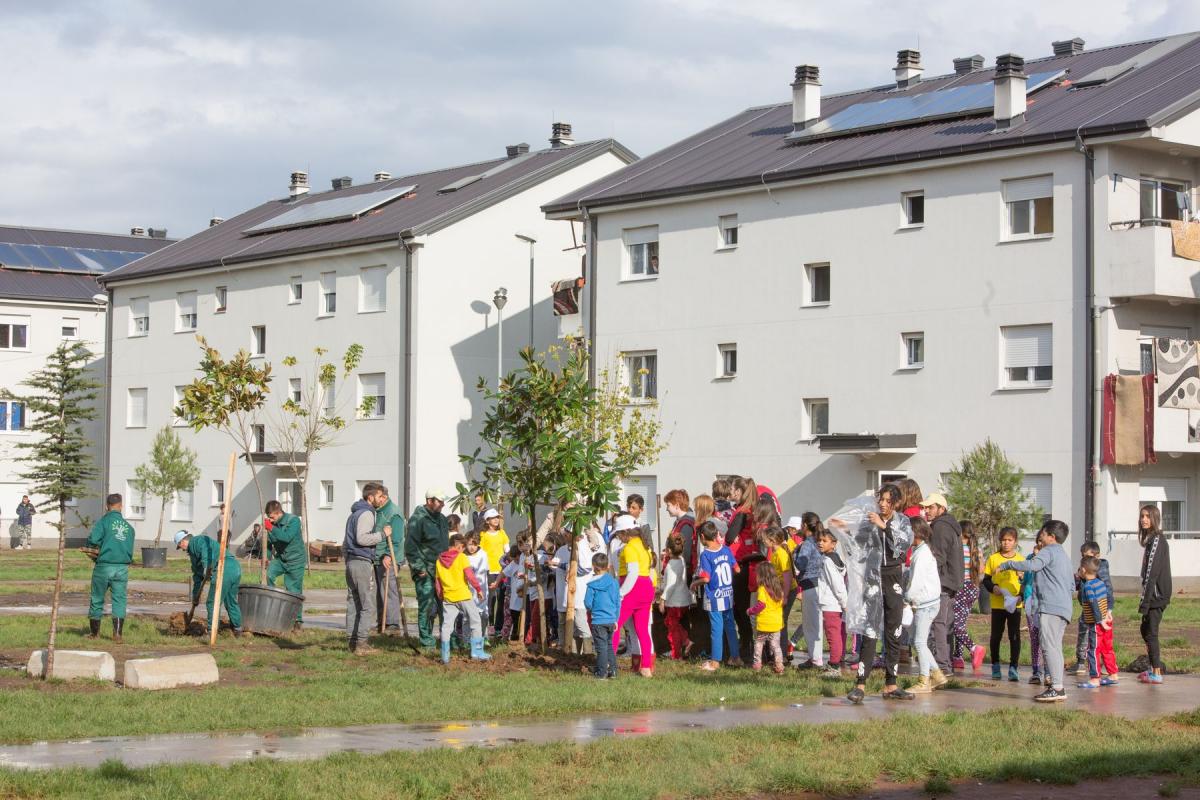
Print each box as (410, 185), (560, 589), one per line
(123, 653), (219, 690)
(26, 649), (116, 681)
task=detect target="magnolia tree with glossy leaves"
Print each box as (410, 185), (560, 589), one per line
(943, 438), (1045, 555)
(133, 426), (201, 548)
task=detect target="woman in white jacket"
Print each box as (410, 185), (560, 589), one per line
(905, 518), (946, 694)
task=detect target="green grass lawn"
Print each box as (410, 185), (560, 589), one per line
(2, 707), (1199, 799)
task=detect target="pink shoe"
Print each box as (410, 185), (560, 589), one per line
(952, 658), (965, 671)
(971, 645), (986, 672)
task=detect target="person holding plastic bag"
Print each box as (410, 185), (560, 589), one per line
(826, 483), (914, 704)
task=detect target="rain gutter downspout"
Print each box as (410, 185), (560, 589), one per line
(585, 208), (598, 389)
(101, 287), (115, 498)
(402, 237), (417, 515)
(1076, 133), (1097, 538)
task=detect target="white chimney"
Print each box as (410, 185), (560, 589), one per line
(549, 122), (574, 148)
(373, 171), (392, 182)
(289, 171), (309, 198)
(895, 49), (922, 88)
(791, 65), (821, 131)
(993, 53), (1027, 129)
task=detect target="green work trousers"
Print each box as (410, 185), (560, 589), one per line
(411, 568), (439, 647)
(267, 559), (305, 622)
(202, 560), (243, 629)
(89, 562), (129, 619)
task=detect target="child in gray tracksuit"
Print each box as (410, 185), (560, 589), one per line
(997, 520), (1074, 703)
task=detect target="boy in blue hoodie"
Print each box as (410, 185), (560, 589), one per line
(585, 552), (621, 679)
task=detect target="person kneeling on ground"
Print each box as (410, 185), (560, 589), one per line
(436, 533), (489, 663)
(585, 553), (620, 679)
(175, 529), (243, 636)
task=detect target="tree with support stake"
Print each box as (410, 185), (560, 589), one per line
(6, 342), (100, 679)
(210, 452), (237, 646)
(132, 426), (200, 549)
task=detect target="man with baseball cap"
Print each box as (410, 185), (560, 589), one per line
(919, 492), (963, 683)
(406, 488), (451, 648)
(175, 529), (243, 636)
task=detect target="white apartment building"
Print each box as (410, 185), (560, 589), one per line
(0, 225), (173, 544)
(99, 128), (634, 546)
(545, 35), (1200, 585)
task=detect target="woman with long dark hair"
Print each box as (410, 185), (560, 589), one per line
(727, 476), (759, 663)
(1138, 505), (1172, 685)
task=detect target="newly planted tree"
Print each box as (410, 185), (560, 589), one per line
(943, 438), (1045, 554)
(132, 426), (201, 548)
(9, 342), (99, 678)
(176, 336), (273, 581)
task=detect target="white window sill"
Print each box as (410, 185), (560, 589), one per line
(997, 383), (1053, 392)
(359, 415), (386, 421)
(715, 245), (738, 253)
(799, 435), (824, 444)
(897, 364), (924, 372)
(288, 301), (301, 306)
(174, 328), (197, 335)
(126, 424), (147, 429)
(619, 274), (658, 284)
(318, 504), (333, 510)
(620, 399), (658, 407)
(1000, 233), (1054, 243)
(127, 514), (146, 521)
(898, 223), (924, 230)
(317, 312), (335, 319)
(170, 518), (193, 524)
(0, 429), (29, 435)
(802, 301), (831, 308)
(714, 374), (736, 382)
(129, 333), (148, 339)
(215, 309), (227, 315)
(250, 354), (265, 360)
(357, 308), (387, 315)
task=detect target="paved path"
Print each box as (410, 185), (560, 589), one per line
(1, 675), (1195, 770)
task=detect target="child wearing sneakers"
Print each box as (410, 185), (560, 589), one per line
(748, 560), (787, 674)
(982, 527), (1024, 682)
(906, 519), (947, 694)
(1072, 540), (1114, 677)
(815, 528), (847, 676)
(1077, 555), (1117, 689)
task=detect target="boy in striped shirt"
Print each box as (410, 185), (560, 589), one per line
(1078, 556), (1117, 688)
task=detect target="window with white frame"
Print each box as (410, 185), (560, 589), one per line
(901, 332), (925, 369)
(252, 423), (265, 453)
(1003, 175), (1054, 238)
(1140, 177), (1190, 223)
(804, 263), (830, 305)
(623, 351), (657, 401)
(802, 397), (829, 439)
(126, 482), (146, 518)
(288, 276), (303, 304)
(1141, 478), (1187, 531)
(0, 315), (30, 349)
(251, 325), (266, 356)
(719, 214), (739, 247)
(176, 291), (197, 331)
(130, 297), (150, 336)
(1021, 474), (1053, 524)
(0, 400), (26, 432)
(172, 385), (189, 426)
(127, 387), (148, 428)
(61, 317), (79, 339)
(902, 191), (925, 226)
(320, 480), (334, 508)
(358, 372), (386, 418)
(275, 479), (299, 514)
(211, 479), (225, 506)
(171, 487), (194, 521)
(320, 271), (337, 315)
(1001, 324), (1053, 388)
(322, 382), (336, 418)
(623, 226), (659, 279)
(289, 378), (302, 404)
(1140, 325), (1189, 375)
(359, 266), (386, 312)
(717, 343), (737, 378)
(215, 286), (228, 313)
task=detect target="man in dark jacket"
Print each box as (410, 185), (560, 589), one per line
(373, 485), (406, 632)
(344, 483), (385, 654)
(406, 488), (451, 648)
(920, 493), (964, 680)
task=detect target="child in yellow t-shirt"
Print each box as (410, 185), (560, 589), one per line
(749, 560), (787, 674)
(982, 526), (1025, 682)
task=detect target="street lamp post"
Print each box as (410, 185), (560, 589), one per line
(515, 232), (536, 350)
(492, 287), (508, 388)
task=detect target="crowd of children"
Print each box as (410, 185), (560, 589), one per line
(442, 479), (1174, 702)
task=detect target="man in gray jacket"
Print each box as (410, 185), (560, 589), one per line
(343, 482), (386, 655)
(920, 493), (963, 680)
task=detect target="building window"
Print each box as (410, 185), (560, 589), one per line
(252, 423), (265, 453)
(61, 317), (79, 339)
(1141, 478), (1187, 531)
(215, 286), (228, 313)
(288, 276), (303, 304)
(172, 487), (194, 522)
(802, 397), (829, 439)
(901, 332), (925, 369)
(1141, 326), (1190, 376)
(126, 482), (146, 518)
(320, 480), (335, 508)
(1140, 178), (1190, 223)
(1021, 474), (1053, 524)
(623, 351), (658, 401)
(359, 266), (387, 313)
(289, 378), (302, 404)
(320, 271), (337, 315)
(719, 214), (739, 247)
(717, 343), (737, 378)
(1003, 175), (1053, 238)
(127, 387), (148, 428)
(623, 226), (659, 279)
(805, 263), (830, 305)
(275, 479), (299, 514)
(130, 297), (150, 336)
(322, 383), (336, 418)
(212, 480), (225, 506)
(176, 291), (197, 332)
(0, 400), (25, 432)
(0, 316), (30, 349)
(173, 385), (190, 427)
(1001, 324), (1053, 388)
(902, 191), (925, 226)
(358, 372), (386, 418)
(251, 325), (266, 356)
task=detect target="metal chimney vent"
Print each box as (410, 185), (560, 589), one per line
(1052, 38), (1085, 57)
(373, 171), (392, 182)
(147, 228), (168, 239)
(506, 143), (531, 159)
(209, 217), (225, 227)
(331, 176), (353, 190)
(129, 226), (147, 237)
(953, 54), (984, 75)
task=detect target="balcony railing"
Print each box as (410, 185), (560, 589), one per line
(1107, 530), (1200, 540)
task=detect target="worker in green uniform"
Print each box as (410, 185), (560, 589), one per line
(405, 488), (450, 648)
(373, 485), (406, 632)
(175, 530), (243, 636)
(264, 500), (306, 628)
(86, 493), (135, 643)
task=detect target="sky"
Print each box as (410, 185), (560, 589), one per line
(4, 0), (1199, 238)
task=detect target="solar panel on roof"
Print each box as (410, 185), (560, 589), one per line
(10, 244), (56, 270)
(39, 246), (88, 272)
(243, 185), (416, 235)
(0, 243), (25, 267)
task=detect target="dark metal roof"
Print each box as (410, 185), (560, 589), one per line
(0, 224), (175, 275)
(100, 139), (636, 285)
(0, 269), (103, 304)
(0, 225), (172, 253)
(545, 34), (1200, 214)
